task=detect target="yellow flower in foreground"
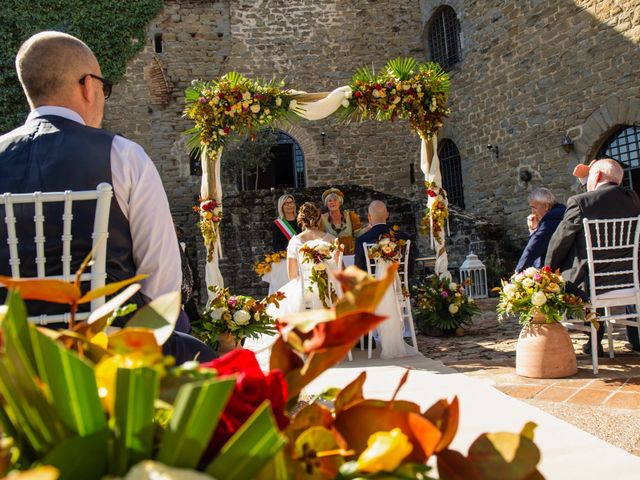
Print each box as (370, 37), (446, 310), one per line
(356, 428), (413, 473)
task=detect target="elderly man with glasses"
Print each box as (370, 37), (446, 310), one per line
(0, 31), (215, 363)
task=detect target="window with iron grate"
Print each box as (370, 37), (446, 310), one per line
(597, 125), (640, 196)
(428, 6), (462, 70)
(438, 139), (465, 209)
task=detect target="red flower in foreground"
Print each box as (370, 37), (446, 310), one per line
(427, 190), (437, 197)
(542, 266), (552, 273)
(200, 349), (289, 457)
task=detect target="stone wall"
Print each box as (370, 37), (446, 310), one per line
(100, 0), (639, 302)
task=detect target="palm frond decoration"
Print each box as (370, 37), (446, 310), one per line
(385, 57), (419, 81)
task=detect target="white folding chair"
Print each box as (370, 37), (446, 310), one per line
(396, 240), (418, 350)
(297, 248), (351, 361)
(0, 183), (113, 325)
(562, 215), (640, 374)
(362, 243), (378, 358)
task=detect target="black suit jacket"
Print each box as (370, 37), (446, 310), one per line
(354, 224), (413, 277)
(545, 183), (640, 297)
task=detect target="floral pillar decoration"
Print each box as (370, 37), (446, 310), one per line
(185, 58), (450, 293)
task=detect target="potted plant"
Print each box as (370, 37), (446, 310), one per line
(194, 286), (284, 353)
(497, 266), (587, 378)
(413, 275), (480, 336)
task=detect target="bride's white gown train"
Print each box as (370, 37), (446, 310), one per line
(374, 260), (419, 359)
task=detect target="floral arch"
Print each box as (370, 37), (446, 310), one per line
(185, 57), (451, 291)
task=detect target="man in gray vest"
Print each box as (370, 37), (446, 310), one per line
(0, 31), (215, 362)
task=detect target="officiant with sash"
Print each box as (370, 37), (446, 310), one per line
(272, 194), (301, 252)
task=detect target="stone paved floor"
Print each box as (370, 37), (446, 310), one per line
(415, 297), (640, 456)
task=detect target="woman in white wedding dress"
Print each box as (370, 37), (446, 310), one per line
(245, 202), (341, 368)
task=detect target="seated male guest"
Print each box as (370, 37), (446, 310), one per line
(545, 158), (640, 355)
(355, 200), (411, 274)
(515, 188), (565, 272)
(0, 31), (215, 363)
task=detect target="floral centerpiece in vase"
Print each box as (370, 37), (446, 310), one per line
(413, 275), (479, 335)
(194, 286), (285, 353)
(299, 239), (340, 308)
(497, 266), (588, 378)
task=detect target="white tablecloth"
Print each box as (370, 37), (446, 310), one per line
(261, 261), (289, 295)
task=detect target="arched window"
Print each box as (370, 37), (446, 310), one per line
(428, 6), (462, 70)
(242, 130), (306, 190)
(597, 125), (640, 196)
(438, 139), (465, 209)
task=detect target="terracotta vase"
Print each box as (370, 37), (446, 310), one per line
(217, 332), (241, 354)
(515, 311), (577, 379)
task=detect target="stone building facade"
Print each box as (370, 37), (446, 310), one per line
(102, 0), (640, 298)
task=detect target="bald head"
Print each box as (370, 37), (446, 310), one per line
(368, 200), (389, 224)
(16, 31), (98, 108)
(587, 158), (624, 192)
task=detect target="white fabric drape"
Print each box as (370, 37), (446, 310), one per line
(420, 134), (450, 279)
(293, 86), (352, 120)
(201, 148), (224, 295)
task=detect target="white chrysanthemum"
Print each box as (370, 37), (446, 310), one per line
(531, 291), (547, 306)
(233, 309), (251, 326)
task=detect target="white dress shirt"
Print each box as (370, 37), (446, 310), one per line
(27, 106), (181, 300)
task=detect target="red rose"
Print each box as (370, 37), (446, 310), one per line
(542, 266), (551, 273)
(218, 93), (225, 99)
(427, 190), (437, 197)
(200, 349), (289, 459)
(354, 91), (363, 98)
(201, 201), (215, 211)
(374, 83), (382, 90)
(223, 126), (231, 134)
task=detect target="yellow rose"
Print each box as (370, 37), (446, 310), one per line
(547, 282), (560, 293)
(356, 428), (413, 473)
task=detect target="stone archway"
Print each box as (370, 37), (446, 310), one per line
(566, 96), (640, 163)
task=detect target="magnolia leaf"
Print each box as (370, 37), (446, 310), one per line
(423, 396), (460, 453)
(334, 371), (366, 414)
(127, 291), (181, 345)
(77, 274), (148, 304)
(466, 430), (542, 480)
(108, 329), (162, 358)
(520, 421), (537, 441)
(436, 449), (482, 480)
(269, 336), (304, 373)
(277, 308), (336, 335)
(293, 426), (344, 480)
(87, 284), (141, 324)
(299, 311), (387, 353)
(0, 277), (80, 304)
(334, 403), (441, 463)
(288, 402), (334, 441)
(333, 263), (398, 317)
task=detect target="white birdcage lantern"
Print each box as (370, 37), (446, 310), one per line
(459, 252), (488, 299)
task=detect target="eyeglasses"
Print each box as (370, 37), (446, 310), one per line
(283, 200), (296, 205)
(79, 73), (113, 100)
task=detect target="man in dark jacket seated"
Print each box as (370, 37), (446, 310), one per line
(0, 31), (215, 364)
(515, 187), (566, 272)
(546, 159), (640, 355)
(354, 200), (412, 276)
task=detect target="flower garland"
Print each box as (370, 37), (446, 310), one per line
(299, 240), (339, 308)
(419, 181), (449, 244)
(366, 226), (407, 263)
(193, 198), (222, 262)
(254, 250), (287, 277)
(338, 57), (450, 140)
(184, 71), (300, 153)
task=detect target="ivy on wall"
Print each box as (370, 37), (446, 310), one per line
(0, 0), (163, 134)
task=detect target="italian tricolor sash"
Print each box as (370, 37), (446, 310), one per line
(274, 218), (297, 240)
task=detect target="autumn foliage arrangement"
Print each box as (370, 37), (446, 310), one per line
(0, 264), (545, 480)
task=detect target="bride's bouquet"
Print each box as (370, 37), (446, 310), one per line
(366, 227), (407, 263)
(299, 239), (340, 308)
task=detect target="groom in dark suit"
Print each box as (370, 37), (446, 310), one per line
(545, 158), (640, 354)
(354, 200), (412, 274)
